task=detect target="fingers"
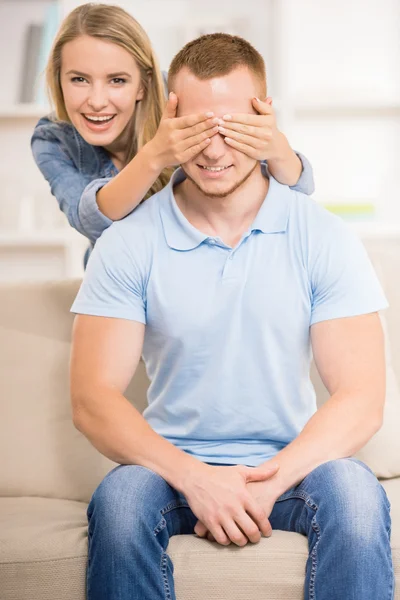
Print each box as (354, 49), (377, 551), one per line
(194, 520), (208, 537)
(251, 96), (274, 114)
(218, 126), (271, 152)
(218, 120), (270, 139)
(176, 126), (219, 163)
(244, 496), (273, 538)
(243, 463), (279, 484)
(180, 116), (220, 140)
(184, 124), (219, 147)
(174, 112), (216, 130)
(229, 511), (265, 545)
(223, 138), (262, 159)
(162, 92), (179, 120)
(222, 109), (273, 127)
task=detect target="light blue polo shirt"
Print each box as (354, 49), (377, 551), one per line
(71, 164), (388, 466)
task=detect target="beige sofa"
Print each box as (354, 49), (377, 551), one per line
(1, 235), (400, 600)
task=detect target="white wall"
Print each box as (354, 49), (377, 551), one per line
(0, 0), (399, 280)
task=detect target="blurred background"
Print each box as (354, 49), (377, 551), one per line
(0, 0), (399, 282)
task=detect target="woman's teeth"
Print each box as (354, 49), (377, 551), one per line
(84, 115), (115, 123)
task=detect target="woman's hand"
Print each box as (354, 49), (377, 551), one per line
(145, 92), (219, 170)
(216, 97), (287, 161)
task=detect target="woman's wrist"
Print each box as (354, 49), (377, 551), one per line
(140, 140), (166, 174)
(267, 132), (302, 186)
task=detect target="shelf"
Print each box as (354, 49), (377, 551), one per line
(294, 104), (400, 119)
(0, 104), (50, 119)
(348, 222), (400, 238)
(0, 230), (75, 247)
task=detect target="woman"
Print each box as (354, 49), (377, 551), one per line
(31, 3), (314, 265)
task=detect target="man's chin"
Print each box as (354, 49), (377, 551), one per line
(181, 163), (258, 199)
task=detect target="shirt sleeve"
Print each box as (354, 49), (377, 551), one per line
(71, 224), (146, 324)
(310, 215), (388, 326)
(289, 151), (315, 195)
(31, 135), (113, 244)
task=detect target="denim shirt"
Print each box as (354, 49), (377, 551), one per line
(31, 114), (315, 249)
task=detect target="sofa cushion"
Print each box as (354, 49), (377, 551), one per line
(1, 477), (399, 600)
(0, 281), (117, 503)
(311, 237), (400, 479)
(0, 497), (87, 600)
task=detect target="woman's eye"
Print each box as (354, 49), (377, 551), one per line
(71, 77), (87, 83)
(111, 78), (126, 84)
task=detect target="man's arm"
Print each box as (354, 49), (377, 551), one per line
(71, 313), (278, 546)
(70, 313), (202, 489)
(261, 312), (386, 498)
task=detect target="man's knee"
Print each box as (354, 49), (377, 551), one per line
(88, 464), (169, 534)
(308, 458), (390, 540)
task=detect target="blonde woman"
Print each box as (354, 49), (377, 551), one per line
(31, 3), (315, 265)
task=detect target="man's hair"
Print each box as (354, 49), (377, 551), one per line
(168, 33), (267, 97)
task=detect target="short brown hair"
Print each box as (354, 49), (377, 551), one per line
(168, 33), (267, 97)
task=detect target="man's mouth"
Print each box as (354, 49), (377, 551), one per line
(198, 165), (232, 172)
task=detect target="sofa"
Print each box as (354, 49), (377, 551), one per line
(1, 235), (400, 600)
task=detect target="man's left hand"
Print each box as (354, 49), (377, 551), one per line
(216, 97), (286, 161)
(195, 460), (283, 543)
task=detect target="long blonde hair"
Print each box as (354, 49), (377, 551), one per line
(46, 2), (171, 197)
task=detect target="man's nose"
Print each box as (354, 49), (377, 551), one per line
(87, 84), (108, 111)
(202, 132), (227, 162)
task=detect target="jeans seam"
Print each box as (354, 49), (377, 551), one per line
(160, 500), (189, 515)
(276, 490), (319, 511)
(308, 513), (321, 600)
(160, 551), (173, 600)
(152, 516), (173, 600)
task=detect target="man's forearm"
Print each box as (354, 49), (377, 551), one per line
(267, 132), (303, 186)
(264, 391), (382, 497)
(73, 388), (206, 493)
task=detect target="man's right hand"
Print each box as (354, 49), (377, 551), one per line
(181, 462), (279, 547)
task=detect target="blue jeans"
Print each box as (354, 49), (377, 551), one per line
(86, 457), (394, 599)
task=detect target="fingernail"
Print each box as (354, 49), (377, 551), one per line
(254, 97), (261, 102)
(218, 125), (225, 133)
(205, 111), (214, 117)
(211, 117), (219, 124)
(169, 91), (174, 99)
(222, 114), (232, 120)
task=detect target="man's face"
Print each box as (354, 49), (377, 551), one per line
(173, 67), (261, 198)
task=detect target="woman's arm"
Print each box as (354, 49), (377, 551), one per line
(267, 136), (315, 195)
(96, 93), (219, 220)
(31, 135), (113, 244)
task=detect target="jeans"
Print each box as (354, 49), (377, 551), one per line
(86, 457), (394, 599)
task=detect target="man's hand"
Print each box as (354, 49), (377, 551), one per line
(183, 462), (279, 547)
(196, 459), (283, 544)
(216, 97), (287, 161)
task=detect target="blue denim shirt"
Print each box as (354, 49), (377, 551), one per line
(31, 114), (315, 249)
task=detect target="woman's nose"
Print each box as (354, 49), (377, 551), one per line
(87, 86), (108, 111)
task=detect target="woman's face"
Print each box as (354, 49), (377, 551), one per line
(60, 35), (144, 150)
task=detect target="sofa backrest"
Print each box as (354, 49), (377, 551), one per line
(1, 237), (399, 503)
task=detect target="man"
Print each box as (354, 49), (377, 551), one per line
(70, 33), (393, 600)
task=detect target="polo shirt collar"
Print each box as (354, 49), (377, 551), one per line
(159, 162), (291, 251)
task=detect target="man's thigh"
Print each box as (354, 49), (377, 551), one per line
(268, 457), (390, 535)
